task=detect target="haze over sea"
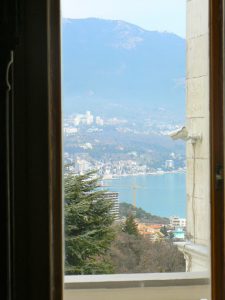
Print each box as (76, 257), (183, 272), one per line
(105, 173), (186, 218)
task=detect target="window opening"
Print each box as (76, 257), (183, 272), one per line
(61, 1), (211, 298)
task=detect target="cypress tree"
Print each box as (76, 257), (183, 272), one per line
(123, 214), (139, 236)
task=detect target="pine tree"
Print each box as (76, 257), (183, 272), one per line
(64, 171), (115, 274)
(123, 214), (139, 236)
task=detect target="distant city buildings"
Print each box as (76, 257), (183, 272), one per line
(63, 111), (186, 177)
(63, 127), (78, 136)
(75, 158), (92, 174)
(80, 143), (93, 150)
(136, 220), (186, 241)
(64, 153), (185, 178)
(165, 159), (174, 169)
(169, 216), (186, 228)
(72, 111), (94, 126)
(96, 116), (104, 126)
(137, 223), (163, 241)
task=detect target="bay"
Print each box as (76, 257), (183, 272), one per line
(105, 173), (186, 218)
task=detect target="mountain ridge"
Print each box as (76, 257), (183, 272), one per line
(62, 17), (185, 39)
(62, 18), (186, 122)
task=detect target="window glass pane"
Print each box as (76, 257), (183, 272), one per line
(61, 0), (211, 299)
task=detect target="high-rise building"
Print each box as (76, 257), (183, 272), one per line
(85, 110), (94, 125)
(105, 192), (119, 221)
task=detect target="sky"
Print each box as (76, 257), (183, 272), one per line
(61, 0), (186, 38)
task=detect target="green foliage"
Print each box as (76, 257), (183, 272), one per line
(160, 226), (175, 240)
(123, 214), (139, 236)
(64, 171), (115, 274)
(119, 202), (169, 224)
(160, 226), (168, 236)
(168, 231), (175, 240)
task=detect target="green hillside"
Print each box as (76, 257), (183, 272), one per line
(119, 202), (169, 224)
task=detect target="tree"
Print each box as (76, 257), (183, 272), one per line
(160, 226), (174, 240)
(168, 231), (175, 240)
(109, 232), (185, 273)
(160, 225), (168, 237)
(64, 171), (115, 274)
(136, 240), (185, 273)
(123, 214), (139, 236)
(109, 232), (143, 273)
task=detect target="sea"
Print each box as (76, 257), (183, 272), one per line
(104, 173), (186, 218)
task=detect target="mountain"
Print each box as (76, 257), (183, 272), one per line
(62, 18), (186, 122)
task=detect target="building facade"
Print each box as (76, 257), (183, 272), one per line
(105, 192), (120, 221)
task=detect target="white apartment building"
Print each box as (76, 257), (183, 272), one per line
(105, 192), (120, 221)
(170, 216), (186, 228)
(85, 111), (94, 125)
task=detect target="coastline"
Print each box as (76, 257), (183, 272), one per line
(102, 169), (186, 180)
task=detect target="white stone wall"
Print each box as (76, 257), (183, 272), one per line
(186, 0), (210, 270)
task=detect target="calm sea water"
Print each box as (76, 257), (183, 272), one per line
(105, 173), (186, 218)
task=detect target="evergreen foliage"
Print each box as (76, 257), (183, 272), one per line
(160, 225), (168, 237)
(64, 171), (115, 274)
(123, 214), (139, 236)
(160, 226), (175, 240)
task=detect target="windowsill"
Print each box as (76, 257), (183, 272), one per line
(175, 242), (209, 256)
(64, 272), (209, 289)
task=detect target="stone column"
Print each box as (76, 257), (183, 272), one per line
(185, 0), (210, 272)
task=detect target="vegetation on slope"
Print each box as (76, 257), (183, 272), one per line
(119, 202), (170, 224)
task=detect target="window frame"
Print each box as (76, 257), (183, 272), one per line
(0, 0), (62, 299)
(210, 0), (225, 299)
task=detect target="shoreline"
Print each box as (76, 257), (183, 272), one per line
(102, 169), (186, 180)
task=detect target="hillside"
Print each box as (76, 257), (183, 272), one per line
(119, 202), (169, 224)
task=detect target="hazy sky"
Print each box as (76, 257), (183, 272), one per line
(61, 0), (186, 38)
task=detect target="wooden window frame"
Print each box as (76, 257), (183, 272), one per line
(210, 0), (225, 299)
(0, 0), (62, 299)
